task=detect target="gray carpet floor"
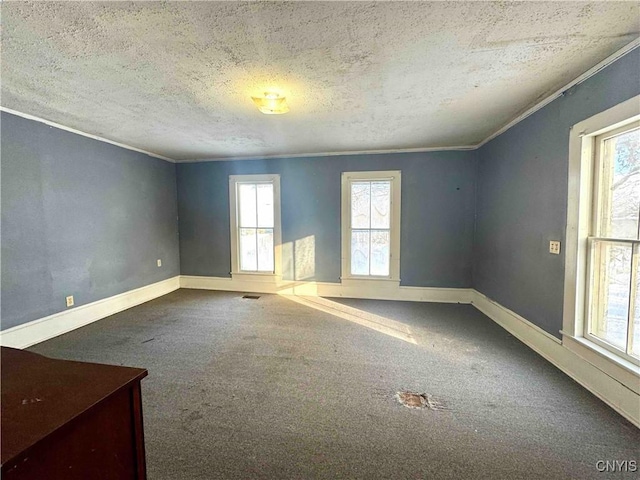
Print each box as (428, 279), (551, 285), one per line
(30, 289), (639, 479)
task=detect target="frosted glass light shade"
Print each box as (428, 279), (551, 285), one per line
(251, 92), (290, 114)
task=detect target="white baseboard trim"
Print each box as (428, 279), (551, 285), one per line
(471, 290), (562, 345)
(8, 273), (633, 425)
(179, 275), (473, 304)
(0, 276), (180, 349)
(471, 289), (640, 427)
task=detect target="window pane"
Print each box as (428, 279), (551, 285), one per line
(239, 184), (257, 228)
(257, 228), (274, 272)
(351, 182), (370, 228)
(600, 128), (640, 239)
(371, 181), (391, 229)
(257, 183), (274, 228)
(370, 230), (390, 276)
(351, 230), (370, 275)
(239, 228), (257, 271)
(590, 241), (631, 350)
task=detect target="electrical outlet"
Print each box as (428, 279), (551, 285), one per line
(66, 295), (74, 307)
(157, 259), (162, 267)
(549, 241), (561, 255)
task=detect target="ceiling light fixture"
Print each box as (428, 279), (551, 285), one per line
(251, 92), (289, 115)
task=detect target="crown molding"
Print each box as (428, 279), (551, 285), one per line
(0, 107), (177, 163)
(475, 37), (640, 149)
(177, 38), (640, 163)
(3, 38), (638, 164)
(175, 145), (477, 163)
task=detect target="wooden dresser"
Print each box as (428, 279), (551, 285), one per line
(1, 347), (148, 479)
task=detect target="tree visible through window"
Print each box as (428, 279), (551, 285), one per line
(588, 123), (640, 360)
(350, 180), (392, 276)
(237, 182), (274, 272)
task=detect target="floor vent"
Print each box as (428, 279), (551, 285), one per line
(242, 295), (261, 300)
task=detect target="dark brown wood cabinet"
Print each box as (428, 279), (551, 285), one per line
(1, 347), (148, 479)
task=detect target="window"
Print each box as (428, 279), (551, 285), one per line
(341, 171), (401, 281)
(587, 122), (639, 363)
(229, 175), (281, 275)
(564, 95), (640, 376)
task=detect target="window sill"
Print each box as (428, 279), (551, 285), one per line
(231, 272), (281, 283)
(339, 277), (400, 292)
(561, 333), (640, 394)
(341, 277), (400, 284)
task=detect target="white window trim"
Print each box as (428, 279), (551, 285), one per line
(340, 170), (401, 284)
(229, 174), (282, 279)
(563, 95), (640, 380)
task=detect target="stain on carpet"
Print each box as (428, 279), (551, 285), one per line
(396, 391), (447, 411)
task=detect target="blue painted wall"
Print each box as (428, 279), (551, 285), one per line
(474, 48), (640, 338)
(177, 151), (477, 287)
(5, 48), (636, 336)
(1, 112), (180, 330)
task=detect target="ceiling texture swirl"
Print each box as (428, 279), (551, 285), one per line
(2, 1), (639, 161)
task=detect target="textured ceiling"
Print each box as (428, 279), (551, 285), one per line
(2, 1), (639, 161)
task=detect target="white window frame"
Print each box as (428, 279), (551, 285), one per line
(229, 174), (281, 279)
(585, 122), (640, 364)
(341, 171), (401, 285)
(563, 95), (640, 382)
